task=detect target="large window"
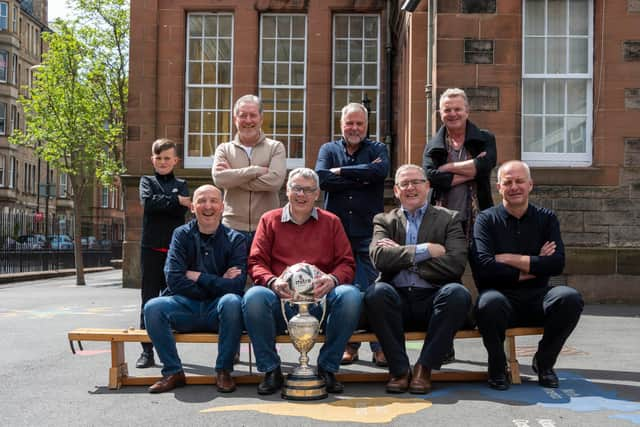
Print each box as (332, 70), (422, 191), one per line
(59, 173), (68, 197)
(0, 102), (6, 134)
(0, 154), (5, 186)
(0, 50), (8, 82)
(184, 13), (234, 168)
(332, 14), (380, 141)
(259, 14), (307, 169)
(522, 0), (592, 166)
(0, 2), (7, 31)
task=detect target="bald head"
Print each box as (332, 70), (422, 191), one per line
(191, 185), (224, 234)
(193, 184), (222, 200)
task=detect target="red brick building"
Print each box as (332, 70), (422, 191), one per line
(124, 0), (640, 302)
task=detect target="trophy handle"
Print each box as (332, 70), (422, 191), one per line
(280, 299), (291, 334)
(316, 296), (327, 334)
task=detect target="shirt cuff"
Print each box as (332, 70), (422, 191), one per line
(414, 243), (432, 263)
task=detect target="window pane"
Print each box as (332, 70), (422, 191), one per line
(524, 38), (544, 73)
(263, 16), (276, 37)
(203, 62), (216, 82)
(218, 63), (231, 84)
(276, 63), (288, 85)
(349, 64), (362, 85)
(547, 37), (566, 73)
(524, 0), (545, 35)
(188, 135), (201, 157)
(292, 39), (305, 62)
(569, 38), (588, 73)
(364, 40), (377, 61)
(189, 62), (202, 84)
(203, 111), (215, 132)
(203, 39), (217, 60)
(262, 63), (274, 85)
(291, 63), (305, 85)
(523, 79), (543, 113)
(548, 0), (567, 35)
(364, 64), (377, 86)
(203, 135), (215, 157)
(349, 40), (363, 61)
(567, 117), (586, 153)
(277, 16), (291, 37)
(545, 80), (565, 114)
(203, 88), (216, 109)
(335, 16), (348, 37)
(545, 117), (564, 152)
(219, 16), (232, 36)
(218, 39), (231, 60)
(335, 40), (348, 61)
(523, 116), (543, 152)
(189, 39), (202, 60)
(263, 39), (275, 61)
(189, 89), (202, 109)
(277, 40), (290, 61)
(189, 112), (201, 132)
(218, 111), (231, 133)
(204, 16), (217, 37)
(567, 80), (586, 114)
(292, 16), (305, 37)
(334, 63), (347, 85)
(190, 16), (203, 36)
(570, 0), (588, 35)
(364, 16), (377, 38)
(350, 17), (363, 38)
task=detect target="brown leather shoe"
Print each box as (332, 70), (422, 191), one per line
(340, 346), (359, 365)
(372, 350), (388, 367)
(409, 363), (432, 394)
(148, 371), (186, 393)
(216, 369), (236, 393)
(385, 369), (411, 393)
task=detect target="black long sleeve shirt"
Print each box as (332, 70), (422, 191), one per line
(470, 203), (565, 291)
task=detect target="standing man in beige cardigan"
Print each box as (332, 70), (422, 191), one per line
(212, 95), (287, 247)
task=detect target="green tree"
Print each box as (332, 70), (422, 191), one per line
(10, 1), (129, 286)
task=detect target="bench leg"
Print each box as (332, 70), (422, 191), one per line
(505, 336), (522, 384)
(109, 342), (128, 390)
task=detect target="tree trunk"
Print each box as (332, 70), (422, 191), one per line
(72, 192), (86, 286)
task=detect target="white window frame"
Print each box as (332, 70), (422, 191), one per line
(183, 12), (234, 169)
(9, 155), (15, 188)
(101, 187), (109, 208)
(0, 154), (5, 186)
(0, 102), (6, 134)
(0, 50), (8, 82)
(259, 14), (308, 169)
(0, 3), (7, 31)
(331, 14), (381, 141)
(12, 5), (16, 32)
(59, 173), (68, 197)
(521, 0), (593, 167)
(11, 53), (16, 85)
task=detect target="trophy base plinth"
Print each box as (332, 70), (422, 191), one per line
(281, 373), (328, 401)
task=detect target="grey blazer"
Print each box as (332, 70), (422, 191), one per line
(370, 204), (467, 286)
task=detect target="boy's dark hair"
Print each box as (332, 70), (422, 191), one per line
(151, 138), (178, 155)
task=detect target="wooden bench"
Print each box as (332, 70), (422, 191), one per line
(68, 327), (543, 389)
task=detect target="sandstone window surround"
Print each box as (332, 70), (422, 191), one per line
(521, 0), (593, 167)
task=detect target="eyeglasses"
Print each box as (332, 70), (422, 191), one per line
(289, 185), (317, 195)
(396, 179), (427, 190)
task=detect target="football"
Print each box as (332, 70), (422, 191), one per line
(280, 262), (323, 300)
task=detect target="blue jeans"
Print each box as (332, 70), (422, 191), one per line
(144, 293), (243, 376)
(242, 284), (362, 373)
(349, 237), (381, 352)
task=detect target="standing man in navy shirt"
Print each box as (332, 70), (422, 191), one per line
(470, 160), (583, 390)
(315, 102), (389, 366)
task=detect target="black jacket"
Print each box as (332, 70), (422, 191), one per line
(422, 120), (497, 210)
(139, 172), (189, 249)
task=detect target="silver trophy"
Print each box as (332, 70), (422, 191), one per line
(279, 263), (328, 401)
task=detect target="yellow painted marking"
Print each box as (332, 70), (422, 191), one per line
(201, 397), (431, 423)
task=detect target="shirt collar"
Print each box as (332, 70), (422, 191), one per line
(281, 203), (319, 224)
(497, 203), (532, 220)
(401, 202), (429, 220)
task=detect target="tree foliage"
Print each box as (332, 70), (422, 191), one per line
(10, 0), (129, 285)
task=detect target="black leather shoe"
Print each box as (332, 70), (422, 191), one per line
(318, 367), (344, 394)
(533, 355), (559, 388)
(257, 367), (284, 395)
(136, 352), (155, 369)
(488, 372), (510, 391)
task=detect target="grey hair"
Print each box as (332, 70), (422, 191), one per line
(394, 164), (426, 184)
(497, 160), (531, 182)
(439, 88), (469, 110)
(233, 95), (263, 115)
(288, 167), (319, 188)
(340, 102), (368, 124)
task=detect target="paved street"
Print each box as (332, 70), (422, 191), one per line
(1, 270), (639, 426)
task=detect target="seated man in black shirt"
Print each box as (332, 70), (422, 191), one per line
(470, 160), (583, 390)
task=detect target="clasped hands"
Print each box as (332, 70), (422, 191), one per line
(271, 274), (335, 300)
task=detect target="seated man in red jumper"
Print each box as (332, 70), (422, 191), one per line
(242, 167), (361, 396)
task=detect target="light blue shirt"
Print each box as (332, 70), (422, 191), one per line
(392, 202), (435, 289)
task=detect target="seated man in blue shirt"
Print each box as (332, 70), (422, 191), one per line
(144, 184), (247, 394)
(365, 164), (470, 394)
(470, 160), (583, 390)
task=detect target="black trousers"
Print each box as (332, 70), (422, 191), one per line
(139, 247), (169, 353)
(475, 286), (583, 376)
(364, 282), (471, 377)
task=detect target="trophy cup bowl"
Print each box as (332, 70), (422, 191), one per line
(279, 263), (328, 401)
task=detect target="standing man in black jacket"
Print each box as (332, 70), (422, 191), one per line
(422, 88), (497, 239)
(137, 139), (191, 368)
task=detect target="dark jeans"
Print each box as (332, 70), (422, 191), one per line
(475, 286), (583, 376)
(364, 282), (471, 376)
(139, 247), (169, 353)
(349, 237), (381, 352)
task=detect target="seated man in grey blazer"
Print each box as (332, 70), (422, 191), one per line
(364, 164), (471, 394)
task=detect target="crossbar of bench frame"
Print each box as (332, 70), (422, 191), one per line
(68, 327), (543, 389)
